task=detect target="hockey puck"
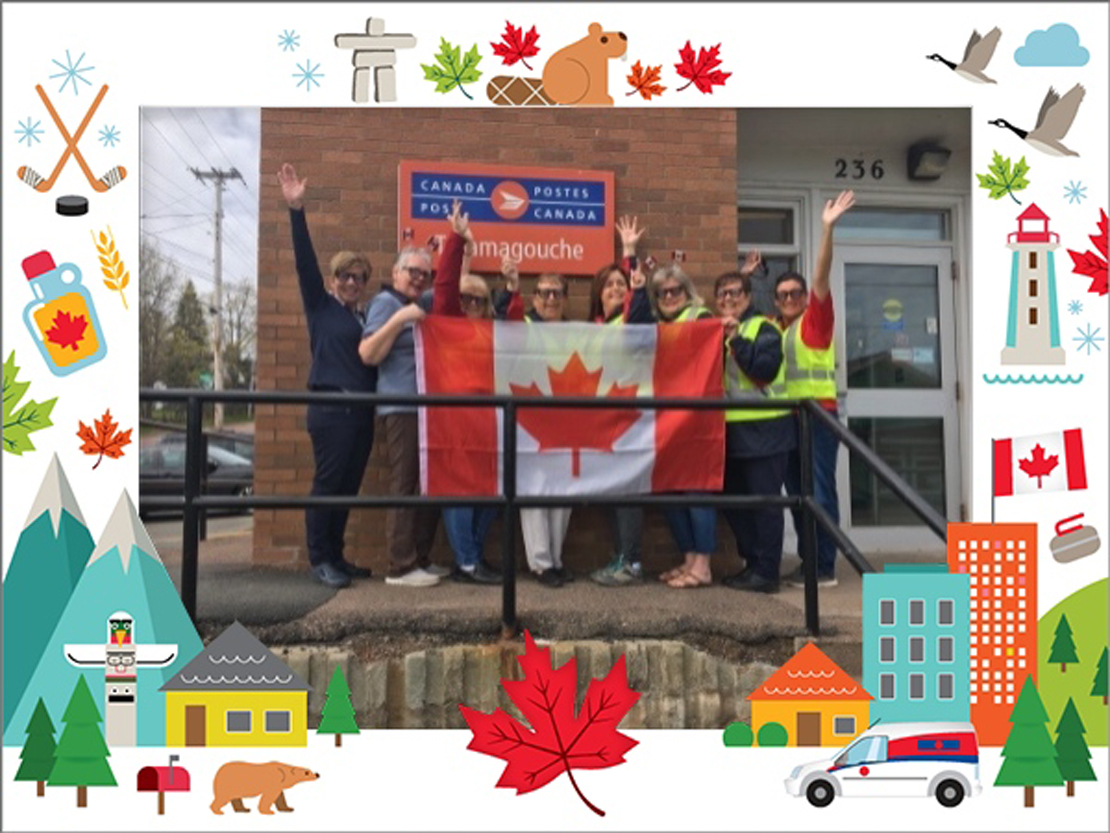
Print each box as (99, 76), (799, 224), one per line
(56, 195), (89, 216)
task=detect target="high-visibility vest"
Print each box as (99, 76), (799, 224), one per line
(782, 311), (837, 400)
(671, 304), (707, 323)
(725, 315), (789, 422)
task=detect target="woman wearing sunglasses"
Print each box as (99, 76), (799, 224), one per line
(278, 162), (377, 589)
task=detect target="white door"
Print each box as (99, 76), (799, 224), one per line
(833, 245), (960, 551)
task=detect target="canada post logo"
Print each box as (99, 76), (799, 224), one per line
(411, 172), (606, 227)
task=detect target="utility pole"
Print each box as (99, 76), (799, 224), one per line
(190, 166), (243, 429)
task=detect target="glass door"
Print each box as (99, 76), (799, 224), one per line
(834, 246), (960, 548)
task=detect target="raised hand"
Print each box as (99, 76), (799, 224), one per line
(616, 215), (646, 255)
(448, 199), (473, 241)
(739, 248), (762, 278)
(823, 190), (856, 227)
(501, 256), (520, 292)
(277, 163), (306, 209)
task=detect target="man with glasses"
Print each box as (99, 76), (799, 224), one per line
(772, 190), (856, 588)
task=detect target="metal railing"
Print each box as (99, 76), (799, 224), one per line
(139, 388), (948, 637)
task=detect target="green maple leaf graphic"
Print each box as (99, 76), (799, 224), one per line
(421, 38), (483, 99)
(3, 351), (57, 455)
(976, 151), (1030, 205)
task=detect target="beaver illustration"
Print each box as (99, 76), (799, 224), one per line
(210, 761), (319, 815)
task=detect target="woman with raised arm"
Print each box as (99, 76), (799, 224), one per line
(278, 162), (376, 589)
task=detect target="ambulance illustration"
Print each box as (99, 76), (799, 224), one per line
(784, 722), (981, 808)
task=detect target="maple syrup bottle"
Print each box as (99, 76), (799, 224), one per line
(21, 250), (107, 376)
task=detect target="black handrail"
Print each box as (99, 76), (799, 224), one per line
(139, 388), (947, 637)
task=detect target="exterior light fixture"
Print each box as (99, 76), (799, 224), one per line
(907, 142), (952, 181)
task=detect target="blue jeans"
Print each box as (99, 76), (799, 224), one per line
(663, 504), (717, 554)
(784, 410), (841, 575)
(443, 507), (498, 569)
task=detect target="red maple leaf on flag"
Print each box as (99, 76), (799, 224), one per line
(626, 60), (666, 100)
(1018, 443), (1058, 488)
(509, 353), (640, 477)
(1067, 208), (1108, 296)
(460, 631), (639, 817)
(76, 409), (132, 469)
(674, 41), (731, 93)
(491, 20), (541, 70)
(45, 310), (88, 351)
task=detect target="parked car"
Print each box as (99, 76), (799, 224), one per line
(784, 722), (981, 808)
(139, 444), (253, 515)
(158, 430), (254, 461)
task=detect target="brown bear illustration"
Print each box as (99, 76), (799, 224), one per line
(210, 761), (319, 815)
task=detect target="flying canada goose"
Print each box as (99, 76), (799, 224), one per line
(927, 27), (1002, 83)
(989, 83), (1086, 157)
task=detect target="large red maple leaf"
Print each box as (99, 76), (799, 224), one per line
(1067, 208), (1108, 296)
(44, 310), (88, 351)
(491, 20), (541, 70)
(509, 353), (640, 477)
(1018, 443), (1058, 488)
(460, 631), (640, 817)
(674, 41), (731, 93)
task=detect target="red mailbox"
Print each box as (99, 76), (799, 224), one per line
(137, 756), (191, 815)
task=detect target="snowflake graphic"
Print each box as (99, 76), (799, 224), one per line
(278, 29), (300, 51)
(1068, 299), (1083, 315)
(98, 124), (121, 148)
(1063, 180), (1087, 205)
(294, 59), (324, 91)
(49, 49), (95, 95)
(15, 117), (44, 146)
(1073, 324), (1104, 355)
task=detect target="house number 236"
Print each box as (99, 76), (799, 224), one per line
(835, 158), (884, 179)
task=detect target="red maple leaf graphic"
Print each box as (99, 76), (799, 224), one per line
(460, 631), (639, 817)
(1067, 208), (1108, 296)
(76, 409), (133, 469)
(509, 353), (640, 477)
(1018, 443), (1058, 488)
(491, 20), (541, 70)
(44, 310), (88, 351)
(626, 60), (666, 100)
(674, 41), (731, 94)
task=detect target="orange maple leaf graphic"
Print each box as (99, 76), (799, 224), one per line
(626, 60), (666, 100)
(1018, 443), (1058, 488)
(77, 409), (133, 469)
(509, 353), (640, 477)
(45, 310), (88, 351)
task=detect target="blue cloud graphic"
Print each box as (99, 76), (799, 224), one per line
(1014, 23), (1090, 66)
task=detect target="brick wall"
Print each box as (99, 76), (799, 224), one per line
(255, 108), (740, 574)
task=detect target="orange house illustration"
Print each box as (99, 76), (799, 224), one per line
(748, 642), (873, 746)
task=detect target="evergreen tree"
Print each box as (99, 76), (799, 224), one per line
(1054, 697), (1097, 797)
(48, 676), (116, 807)
(316, 665), (360, 747)
(1049, 613), (1079, 672)
(995, 675), (1063, 807)
(1092, 647), (1108, 705)
(165, 280), (211, 389)
(15, 699), (56, 797)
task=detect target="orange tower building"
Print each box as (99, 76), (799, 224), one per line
(946, 523), (1038, 746)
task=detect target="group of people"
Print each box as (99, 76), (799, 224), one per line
(280, 162), (853, 594)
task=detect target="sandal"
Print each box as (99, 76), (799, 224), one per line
(667, 571), (712, 589)
(659, 565), (688, 583)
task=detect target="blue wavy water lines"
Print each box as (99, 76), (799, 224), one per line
(982, 373), (1085, 384)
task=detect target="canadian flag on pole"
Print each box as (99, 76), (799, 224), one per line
(993, 428), (1088, 496)
(416, 317), (724, 496)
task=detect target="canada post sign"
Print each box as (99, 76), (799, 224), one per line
(399, 160), (615, 275)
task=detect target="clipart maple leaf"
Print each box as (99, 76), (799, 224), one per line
(1067, 208), (1108, 296)
(509, 353), (640, 476)
(1018, 443), (1058, 488)
(976, 151), (1030, 204)
(45, 310), (88, 351)
(674, 41), (731, 93)
(626, 61), (666, 100)
(422, 38), (483, 100)
(77, 409), (132, 469)
(3, 351), (56, 456)
(460, 631), (640, 817)
(491, 20), (540, 70)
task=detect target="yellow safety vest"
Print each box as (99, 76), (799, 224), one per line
(671, 305), (707, 323)
(725, 315), (789, 422)
(782, 312), (837, 400)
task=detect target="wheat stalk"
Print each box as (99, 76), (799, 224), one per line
(91, 225), (130, 310)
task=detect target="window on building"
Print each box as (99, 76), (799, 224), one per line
(1030, 307), (1038, 326)
(880, 599), (895, 626)
(909, 636), (925, 663)
(909, 599), (925, 626)
(938, 636), (954, 663)
(880, 673), (895, 700)
(834, 207), (950, 241)
(738, 203), (800, 316)
(265, 711), (291, 733)
(226, 711), (252, 733)
(833, 716), (857, 736)
(938, 599), (954, 625)
(1029, 252), (1038, 269)
(1029, 279), (1038, 297)
(909, 673), (925, 700)
(880, 636), (896, 663)
(938, 674), (954, 700)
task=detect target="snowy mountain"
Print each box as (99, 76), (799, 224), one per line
(4, 490), (202, 746)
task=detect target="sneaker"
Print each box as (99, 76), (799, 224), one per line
(451, 562), (502, 585)
(335, 560), (372, 579)
(385, 568), (440, 587)
(553, 566), (575, 583)
(311, 562), (352, 589)
(536, 568), (565, 588)
(591, 556), (643, 587)
(423, 563), (451, 578)
(722, 571), (779, 594)
(784, 565), (838, 588)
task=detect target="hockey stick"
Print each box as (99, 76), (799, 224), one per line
(17, 84), (109, 192)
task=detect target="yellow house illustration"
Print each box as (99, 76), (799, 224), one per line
(748, 642), (872, 746)
(160, 621), (311, 747)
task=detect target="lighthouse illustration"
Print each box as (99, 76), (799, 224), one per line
(1001, 204), (1065, 365)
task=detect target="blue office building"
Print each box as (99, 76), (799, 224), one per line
(862, 564), (971, 724)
